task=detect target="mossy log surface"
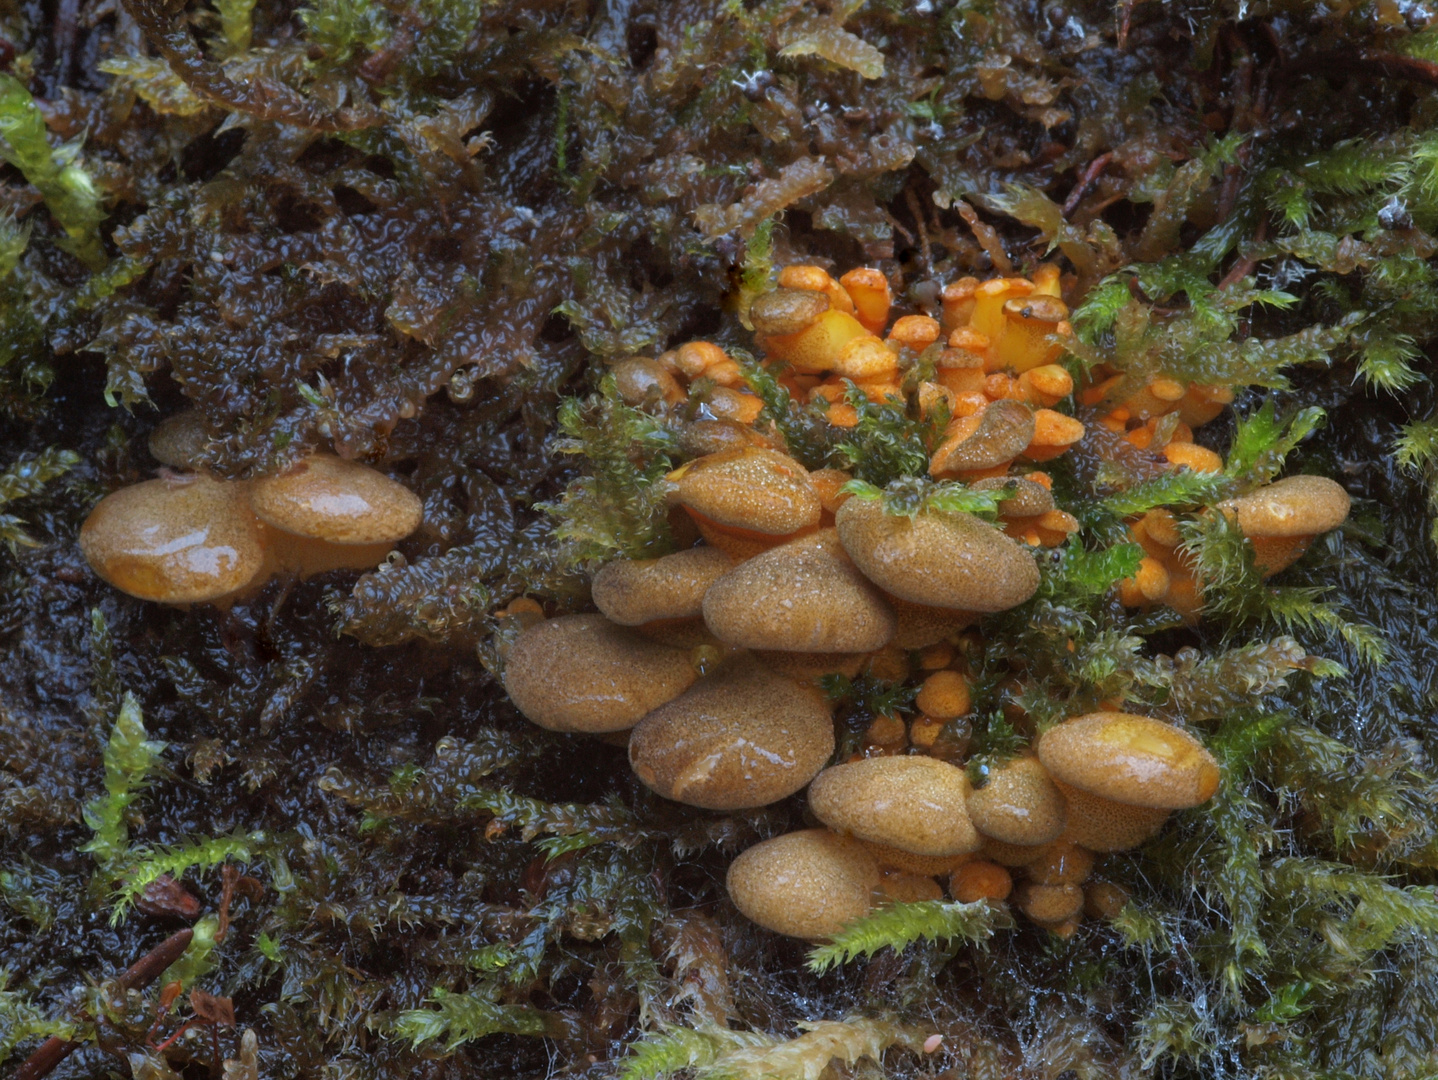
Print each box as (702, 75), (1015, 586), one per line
(4, 1), (1438, 1078)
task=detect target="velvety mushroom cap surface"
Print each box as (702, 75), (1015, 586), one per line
(249, 454), (423, 545)
(930, 400), (1036, 474)
(972, 476), (1055, 518)
(1050, 780), (1170, 852)
(148, 410), (208, 469)
(967, 755), (1067, 845)
(80, 476), (267, 604)
(1037, 712), (1220, 809)
(668, 448), (821, 536)
(726, 830), (879, 941)
(502, 614), (698, 733)
(628, 660), (833, 809)
(835, 499), (1040, 612)
(591, 546), (732, 626)
(1218, 474), (1351, 538)
(701, 529), (895, 652)
(808, 755), (982, 856)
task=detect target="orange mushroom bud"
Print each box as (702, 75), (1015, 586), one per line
(839, 268), (892, 333)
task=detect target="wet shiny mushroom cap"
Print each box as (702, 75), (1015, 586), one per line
(835, 498), (1040, 612)
(591, 546), (733, 626)
(966, 755), (1067, 846)
(726, 829), (879, 941)
(668, 447), (822, 536)
(628, 658), (833, 810)
(148, 410), (208, 470)
(1037, 712), (1220, 810)
(249, 454), (422, 546)
(808, 755), (982, 857)
(701, 529), (895, 652)
(502, 614), (698, 733)
(1218, 475), (1351, 538)
(971, 475), (1055, 519)
(79, 475), (266, 604)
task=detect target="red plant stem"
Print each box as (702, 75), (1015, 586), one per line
(15, 929), (194, 1080)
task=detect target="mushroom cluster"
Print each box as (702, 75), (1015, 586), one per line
(497, 261), (1358, 944)
(611, 263), (1088, 548)
(501, 445), (1043, 805)
(1117, 453), (1351, 618)
(724, 711), (1218, 940)
(80, 413), (422, 605)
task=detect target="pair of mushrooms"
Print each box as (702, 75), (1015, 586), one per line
(80, 413), (422, 605)
(1120, 468), (1352, 618)
(726, 712), (1218, 941)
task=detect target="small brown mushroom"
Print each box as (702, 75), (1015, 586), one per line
(1037, 712), (1220, 810)
(591, 546), (732, 626)
(808, 755), (982, 857)
(667, 447), (822, 539)
(835, 499), (1040, 613)
(861, 842), (974, 877)
(1217, 475), (1351, 576)
(1049, 780), (1170, 852)
(749, 287), (831, 335)
(966, 755), (1067, 846)
(877, 868), (945, 903)
(701, 529), (895, 652)
(949, 860), (1013, 903)
(611, 357), (685, 408)
(726, 829), (880, 940)
(148, 410), (208, 470)
(80, 475), (266, 605)
(628, 658), (833, 809)
(1013, 881), (1084, 926)
(929, 400), (1036, 478)
(971, 475), (1055, 519)
(502, 614), (698, 733)
(249, 454), (423, 576)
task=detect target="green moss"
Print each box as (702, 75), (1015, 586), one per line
(5, 1), (1438, 1077)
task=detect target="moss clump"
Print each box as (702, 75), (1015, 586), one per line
(5, 1), (1438, 1079)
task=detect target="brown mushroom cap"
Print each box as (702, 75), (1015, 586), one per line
(749, 287), (831, 335)
(591, 546), (733, 626)
(1023, 838), (1095, 886)
(669, 447), (822, 537)
(877, 869), (944, 903)
(752, 650), (868, 683)
(835, 499), (1040, 612)
(1037, 712), (1220, 809)
(628, 659), (834, 809)
(148, 410), (208, 470)
(1218, 475), (1351, 538)
(612, 357), (684, 408)
(861, 841), (974, 877)
(1050, 780), (1170, 852)
(929, 400), (1036, 476)
(502, 614), (698, 733)
(80, 476), (267, 604)
(966, 755), (1067, 846)
(808, 755), (982, 857)
(887, 594), (979, 648)
(701, 529), (895, 652)
(1013, 881), (1084, 926)
(971, 476), (1055, 519)
(249, 454), (422, 546)
(726, 829), (879, 941)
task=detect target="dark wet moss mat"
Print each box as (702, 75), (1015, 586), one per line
(5, 1), (1438, 1078)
